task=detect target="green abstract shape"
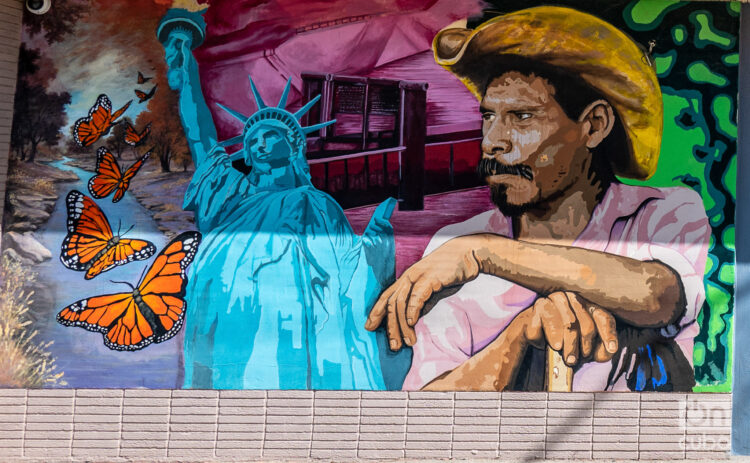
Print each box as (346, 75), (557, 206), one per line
(711, 94), (738, 140)
(705, 281), (730, 352)
(622, 88), (718, 213)
(693, 341), (706, 366)
(718, 263), (734, 286)
(723, 155), (736, 200)
(704, 252), (718, 278)
(728, 2), (741, 16)
(723, 225), (735, 253)
(654, 50), (677, 77)
(722, 53), (739, 66)
(690, 10), (736, 50)
(687, 61), (729, 87)
(672, 25), (687, 45)
(624, 0), (685, 31)
(696, 313), (735, 391)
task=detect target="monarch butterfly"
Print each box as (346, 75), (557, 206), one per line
(57, 231), (202, 351)
(137, 71), (152, 85)
(73, 94), (132, 147)
(88, 147), (150, 203)
(124, 122), (151, 147)
(61, 190), (156, 280)
(135, 85), (157, 103)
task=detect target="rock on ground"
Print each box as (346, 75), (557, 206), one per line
(2, 231), (52, 264)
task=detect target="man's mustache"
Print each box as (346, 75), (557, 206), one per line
(477, 157), (534, 181)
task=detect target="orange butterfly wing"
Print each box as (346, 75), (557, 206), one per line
(124, 122), (139, 145)
(134, 89), (147, 100)
(124, 122), (151, 146)
(88, 147), (123, 200)
(112, 150), (150, 202)
(137, 231), (201, 343)
(57, 292), (156, 351)
(111, 100), (132, 121)
(137, 71), (152, 84)
(60, 190), (155, 279)
(56, 231), (201, 350)
(73, 95), (113, 147)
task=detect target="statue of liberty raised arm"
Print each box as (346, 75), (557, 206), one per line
(158, 9), (395, 389)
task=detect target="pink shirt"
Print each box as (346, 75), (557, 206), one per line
(403, 183), (711, 391)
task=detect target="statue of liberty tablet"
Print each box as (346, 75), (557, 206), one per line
(159, 10), (395, 389)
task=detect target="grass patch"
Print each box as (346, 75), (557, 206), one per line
(0, 256), (65, 387)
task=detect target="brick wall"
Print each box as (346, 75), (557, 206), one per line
(0, 390), (733, 460)
(0, 0), (21, 229)
(0, 2), (735, 461)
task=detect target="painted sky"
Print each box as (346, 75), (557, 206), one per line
(25, 0), (170, 133)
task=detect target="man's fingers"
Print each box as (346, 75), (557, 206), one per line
(386, 293), (402, 351)
(566, 293), (596, 359)
(548, 292), (579, 365)
(537, 298), (564, 351)
(397, 286), (416, 346)
(365, 289), (391, 331)
(590, 307), (618, 353)
(406, 280), (434, 327)
(593, 340), (616, 363)
(525, 309), (544, 348)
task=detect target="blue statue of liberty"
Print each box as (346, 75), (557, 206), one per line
(160, 14), (395, 389)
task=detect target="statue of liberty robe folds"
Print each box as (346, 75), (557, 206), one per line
(163, 31), (395, 389)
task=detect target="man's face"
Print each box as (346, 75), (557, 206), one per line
(479, 72), (592, 216)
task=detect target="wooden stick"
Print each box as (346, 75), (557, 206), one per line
(545, 346), (573, 391)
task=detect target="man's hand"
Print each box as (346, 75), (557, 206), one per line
(364, 236), (484, 350)
(520, 291), (619, 366)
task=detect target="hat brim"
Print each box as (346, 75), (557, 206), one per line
(433, 6), (662, 180)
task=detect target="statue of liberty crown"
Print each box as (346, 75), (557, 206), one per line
(217, 76), (335, 161)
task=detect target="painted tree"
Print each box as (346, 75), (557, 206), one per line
(23, 0), (87, 44)
(11, 45), (71, 163)
(105, 116), (133, 159)
(135, 78), (189, 173)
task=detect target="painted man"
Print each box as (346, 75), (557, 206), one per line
(366, 6), (711, 391)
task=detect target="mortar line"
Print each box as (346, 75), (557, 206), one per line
(117, 389), (124, 458)
(212, 391), (219, 458)
(636, 393), (642, 459)
(356, 390), (362, 458)
(69, 389), (75, 458)
(260, 390), (267, 457)
(589, 393), (594, 458)
(21, 388), (27, 457)
(682, 394), (688, 459)
(450, 391), (456, 459)
(497, 392), (502, 458)
(166, 389), (173, 457)
(403, 393), (409, 457)
(309, 391), (315, 458)
(543, 392), (549, 460)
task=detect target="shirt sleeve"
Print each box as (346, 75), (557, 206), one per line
(620, 187), (711, 325)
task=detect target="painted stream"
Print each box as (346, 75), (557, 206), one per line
(34, 158), (180, 388)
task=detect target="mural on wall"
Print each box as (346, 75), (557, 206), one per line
(0, 0), (739, 392)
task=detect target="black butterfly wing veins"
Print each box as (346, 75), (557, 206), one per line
(57, 231), (202, 351)
(60, 190), (156, 279)
(72, 94), (112, 147)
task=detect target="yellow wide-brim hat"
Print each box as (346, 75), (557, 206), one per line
(433, 6), (662, 180)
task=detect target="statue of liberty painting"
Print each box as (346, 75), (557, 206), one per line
(158, 10), (395, 389)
